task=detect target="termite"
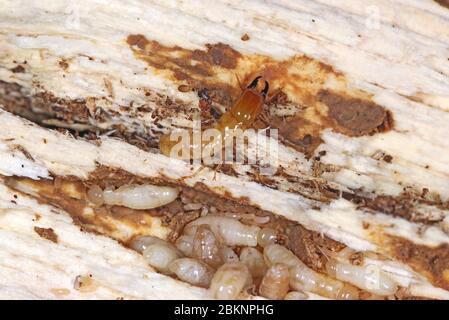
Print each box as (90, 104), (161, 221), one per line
(159, 76), (269, 160)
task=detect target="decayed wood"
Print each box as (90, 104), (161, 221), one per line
(0, 0), (449, 299)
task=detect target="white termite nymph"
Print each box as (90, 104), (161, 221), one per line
(326, 259), (398, 296)
(101, 184), (179, 209)
(185, 216), (260, 247)
(209, 262), (252, 299)
(143, 243), (182, 274)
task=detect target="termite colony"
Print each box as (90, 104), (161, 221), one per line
(7, 160), (400, 299)
(31, 175), (400, 300)
(85, 77), (401, 299)
(125, 213), (398, 300)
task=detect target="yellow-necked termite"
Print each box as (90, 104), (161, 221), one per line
(159, 76), (269, 160)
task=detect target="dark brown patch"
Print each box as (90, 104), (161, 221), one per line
(247, 170), (278, 190)
(13, 145), (34, 161)
(317, 89), (392, 136)
(0, 80), (90, 124)
(34, 227), (58, 243)
(10, 65), (25, 73)
(364, 194), (445, 224)
(59, 59), (69, 70)
(0, 81), (161, 151)
(197, 43), (242, 69)
(271, 117), (323, 157)
(126, 34), (150, 50)
(388, 236), (449, 290)
(127, 35), (241, 107)
(218, 164), (240, 177)
(285, 224), (345, 271)
(434, 0), (449, 9)
(177, 84), (191, 92)
(383, 154), (393, 163)
(162, 209), (201, 242)
(241, 33), (250, 41)
(366, 195), (414, 221)
(127, 34), (241, 73)
(86, 165), (171, 190)
(273, 167), (340, 202)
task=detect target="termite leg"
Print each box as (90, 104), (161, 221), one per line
(258, 84), (281, 127)
(182, 164), (209, 181)
(258, 112), (271, 128)
(247, 76), (262, 89)
(266, 87), (282, 104)
(212, 163), (223, 181)
(235, 74), (245, 91)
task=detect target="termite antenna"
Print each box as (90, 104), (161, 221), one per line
(261, 80), (269, 97)
(235, 74), (244, 90)
(247, 76), (262, 89)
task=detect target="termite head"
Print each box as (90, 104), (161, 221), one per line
(247, 76), (269, 99)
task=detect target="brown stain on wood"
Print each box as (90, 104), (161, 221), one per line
(241, 33), (250, 41)
(5, 176), (165, 243)
(34, 226), (58, 243)
(13, 145), (34, 161)
(434, 0), (449, 9)
(317, 90), (393, 137)
(127, 34), (393, 156)
(59, 59), (69, 70)
(10, 65), (25, 73)
(344, 187), (447, 226)
(386, 235), (449, 291)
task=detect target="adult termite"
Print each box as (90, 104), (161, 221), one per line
(159, 76), (270, 161)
